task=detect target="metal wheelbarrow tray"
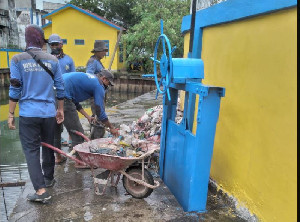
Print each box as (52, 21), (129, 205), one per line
(74, 138), (158, 171)
(42, 137), (160, 199)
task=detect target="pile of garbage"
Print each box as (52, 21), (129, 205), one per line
(118, 103), (183, 144)
(88, 137), (158, 158)
(118, 105), (163, 144)
(88, 101), (183, 159)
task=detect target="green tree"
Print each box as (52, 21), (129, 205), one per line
(68, 0), (103, 15)
(122, 0), (190, 72)
(68, 0), (138, 29)
(100, 0), (138, 29)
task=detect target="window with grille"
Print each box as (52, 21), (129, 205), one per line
(75, 39), (84, 45)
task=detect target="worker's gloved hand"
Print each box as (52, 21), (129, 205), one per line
(110, 128), (119, 137)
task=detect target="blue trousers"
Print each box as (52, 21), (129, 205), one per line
(19, 117), (55, 191)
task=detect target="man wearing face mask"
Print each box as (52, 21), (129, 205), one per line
(53, 69), (119, 168)
(48, 34), (75, 74)
(48, 34), (75, 164)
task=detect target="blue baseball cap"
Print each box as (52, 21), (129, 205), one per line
(48, 34), (62, 44)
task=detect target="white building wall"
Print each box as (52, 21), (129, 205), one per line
(1, 0), (69, 49)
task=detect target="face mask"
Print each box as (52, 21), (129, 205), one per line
(51, 48), (61, 55)
(104, 84), (109, 91)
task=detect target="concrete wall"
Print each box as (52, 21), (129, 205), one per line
(0, 0), (9, 9)
(181, 1), (296, 221)
(15, 0), (31, 9)
(43, 6), (124, 70)
(0, 0), (67, 49)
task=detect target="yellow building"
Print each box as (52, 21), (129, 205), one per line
(180, 0), (297, 221)
(42, 4), (125, 70)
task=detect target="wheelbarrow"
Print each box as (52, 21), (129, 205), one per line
(41, 136), (160, 199)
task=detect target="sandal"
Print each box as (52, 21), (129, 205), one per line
(27, 191), (51, 203)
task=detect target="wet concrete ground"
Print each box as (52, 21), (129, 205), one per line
(9, 91), (247, 222)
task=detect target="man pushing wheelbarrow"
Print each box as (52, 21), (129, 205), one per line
(54, 70), (119, 168)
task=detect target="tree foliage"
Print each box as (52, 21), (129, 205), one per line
(69, 0), (138, 29)
(68, 0), (103, 15)
(122, 0), (190, 72)
(100, 0), (139, 29)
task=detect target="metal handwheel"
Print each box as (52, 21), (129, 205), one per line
(143, 20), (173, 101)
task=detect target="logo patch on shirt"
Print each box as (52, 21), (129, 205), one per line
(23, 62), (52, 72)
(65, 65), (70, 71)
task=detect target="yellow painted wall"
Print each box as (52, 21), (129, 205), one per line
(0, 51), (8, 68)
(44, 7), (124, 70)
(187, 8), (296, 221)
(43, 25), (52, 39)
(0, 104), (19, 122)
(179, 34), (191, 112)
(0, 51), (22, 68)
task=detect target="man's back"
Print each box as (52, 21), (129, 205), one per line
(63, 72), (104, 103)
(9, 49), (64, 117)
(63, 72), (108, 121)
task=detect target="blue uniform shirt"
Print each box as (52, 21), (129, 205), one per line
(59, 55), (75, 74)
(9, 48), (65, 118)
(86, 55), (104, 74)
(63, 72), (108, 121)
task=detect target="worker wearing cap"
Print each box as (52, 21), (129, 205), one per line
(86, 40), (108, 117)
(86, 40), (108, 74)
(53, 69), (119, 168)
(48, 34), (75, 74)
(48, 34), (76, 164)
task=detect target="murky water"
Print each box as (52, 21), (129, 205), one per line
(0, 87), (146, 221)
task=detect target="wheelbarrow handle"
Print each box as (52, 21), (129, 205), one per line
(41, 142), (88, 166)
(70, 130), (90, 142)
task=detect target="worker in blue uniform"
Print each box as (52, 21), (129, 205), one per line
(48, 34), (76, 163)
(7, 24), (64, 203)
(48, 34), (75, 74)
(86, 40), (109, 117)
(53, 69), (119, 168)
(86, 40), (108, 74)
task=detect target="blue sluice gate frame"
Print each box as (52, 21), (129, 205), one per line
(158, 0), (296, 213)
(159, 82), (225, 212)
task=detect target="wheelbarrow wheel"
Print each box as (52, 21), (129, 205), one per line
(122, 166), (154, 199)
